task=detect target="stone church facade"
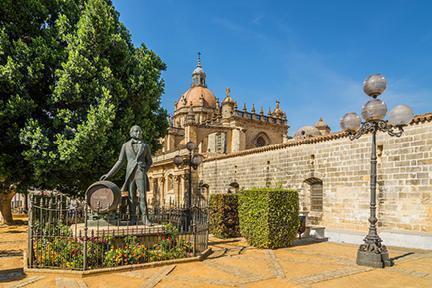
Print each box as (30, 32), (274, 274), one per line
(148, 57), (432, 249)
(147, 57), (294, 207)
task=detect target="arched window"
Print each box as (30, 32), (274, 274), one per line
(153, 179), (159, 195)
(304, 178), (323, 212)
(168, 175), (174, 191)
(256, 136), (266, 147)
(253, 132), (270, 148)
(228, 182), (240, 193)
(198, 181), (210, 206)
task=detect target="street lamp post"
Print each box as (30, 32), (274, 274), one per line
(340, 74), (414, 268)
(173, 141), (203, 229)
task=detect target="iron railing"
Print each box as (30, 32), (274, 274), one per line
(27, 193), (208, 270)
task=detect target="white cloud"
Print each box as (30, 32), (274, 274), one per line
(252, 15), (263, 25)
(211, 17), (267, 41)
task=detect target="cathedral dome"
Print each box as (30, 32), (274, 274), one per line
(176, 53), (217, 110)
(294, 126), (321, 139)
(176, 86), (217, 109)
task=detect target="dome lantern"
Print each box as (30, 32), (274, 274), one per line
(192, 52), (206, 87)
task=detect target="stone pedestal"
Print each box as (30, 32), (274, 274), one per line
(356, 248), (393, 268)
(71, 223), (164, 237)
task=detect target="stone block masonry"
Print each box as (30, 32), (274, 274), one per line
(199, 113), (432, 249)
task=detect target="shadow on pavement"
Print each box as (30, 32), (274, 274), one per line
(0, 250), (23, 257)
(0, 268), (25, 283)
(4, 229), (26, 234)
(288, 237), (328, 247)
(390, 252), (415, 262)
(208, 238), (243, 246)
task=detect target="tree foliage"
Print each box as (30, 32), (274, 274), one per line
(0, 0), (168, 208)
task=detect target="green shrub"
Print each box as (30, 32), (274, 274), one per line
(238, 188), (299, 249)
(209, 193), (241, 238)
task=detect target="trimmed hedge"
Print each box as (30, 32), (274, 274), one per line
(238, 188), (299, 249)
(209, 193), (240, 238)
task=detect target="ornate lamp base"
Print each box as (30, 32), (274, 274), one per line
(356, 244), (393, 268)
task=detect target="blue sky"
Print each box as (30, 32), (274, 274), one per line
(112, 0), (432, 134)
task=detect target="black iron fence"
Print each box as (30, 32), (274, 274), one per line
(27, 193), (208, 270)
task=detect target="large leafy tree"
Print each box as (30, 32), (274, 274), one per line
(0, 0), (78, 223)
(0, 0), (168, 224)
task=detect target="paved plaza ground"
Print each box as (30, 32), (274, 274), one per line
(1, 221), (432, 288)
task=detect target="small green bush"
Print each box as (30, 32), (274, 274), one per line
(209, 193), (240, 238)
(238, 188), (299, 249)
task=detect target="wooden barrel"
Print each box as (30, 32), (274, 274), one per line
(85, 181), (121, 213)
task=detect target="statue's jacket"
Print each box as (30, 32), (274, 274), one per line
(107, 139), (152, 192)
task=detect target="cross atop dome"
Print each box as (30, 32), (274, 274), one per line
(197, 52), (202, 67)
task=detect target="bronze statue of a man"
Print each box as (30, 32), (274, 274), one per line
(100, 125), (152, 225)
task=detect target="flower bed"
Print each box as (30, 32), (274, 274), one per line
(32, 223), (193, 270)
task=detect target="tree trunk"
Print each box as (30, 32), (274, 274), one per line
(0, 190), (16, 225)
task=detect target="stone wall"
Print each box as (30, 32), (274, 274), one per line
(199, 115), (432, 240)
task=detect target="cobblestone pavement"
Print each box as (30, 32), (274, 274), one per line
(1, 226), (432, 288)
